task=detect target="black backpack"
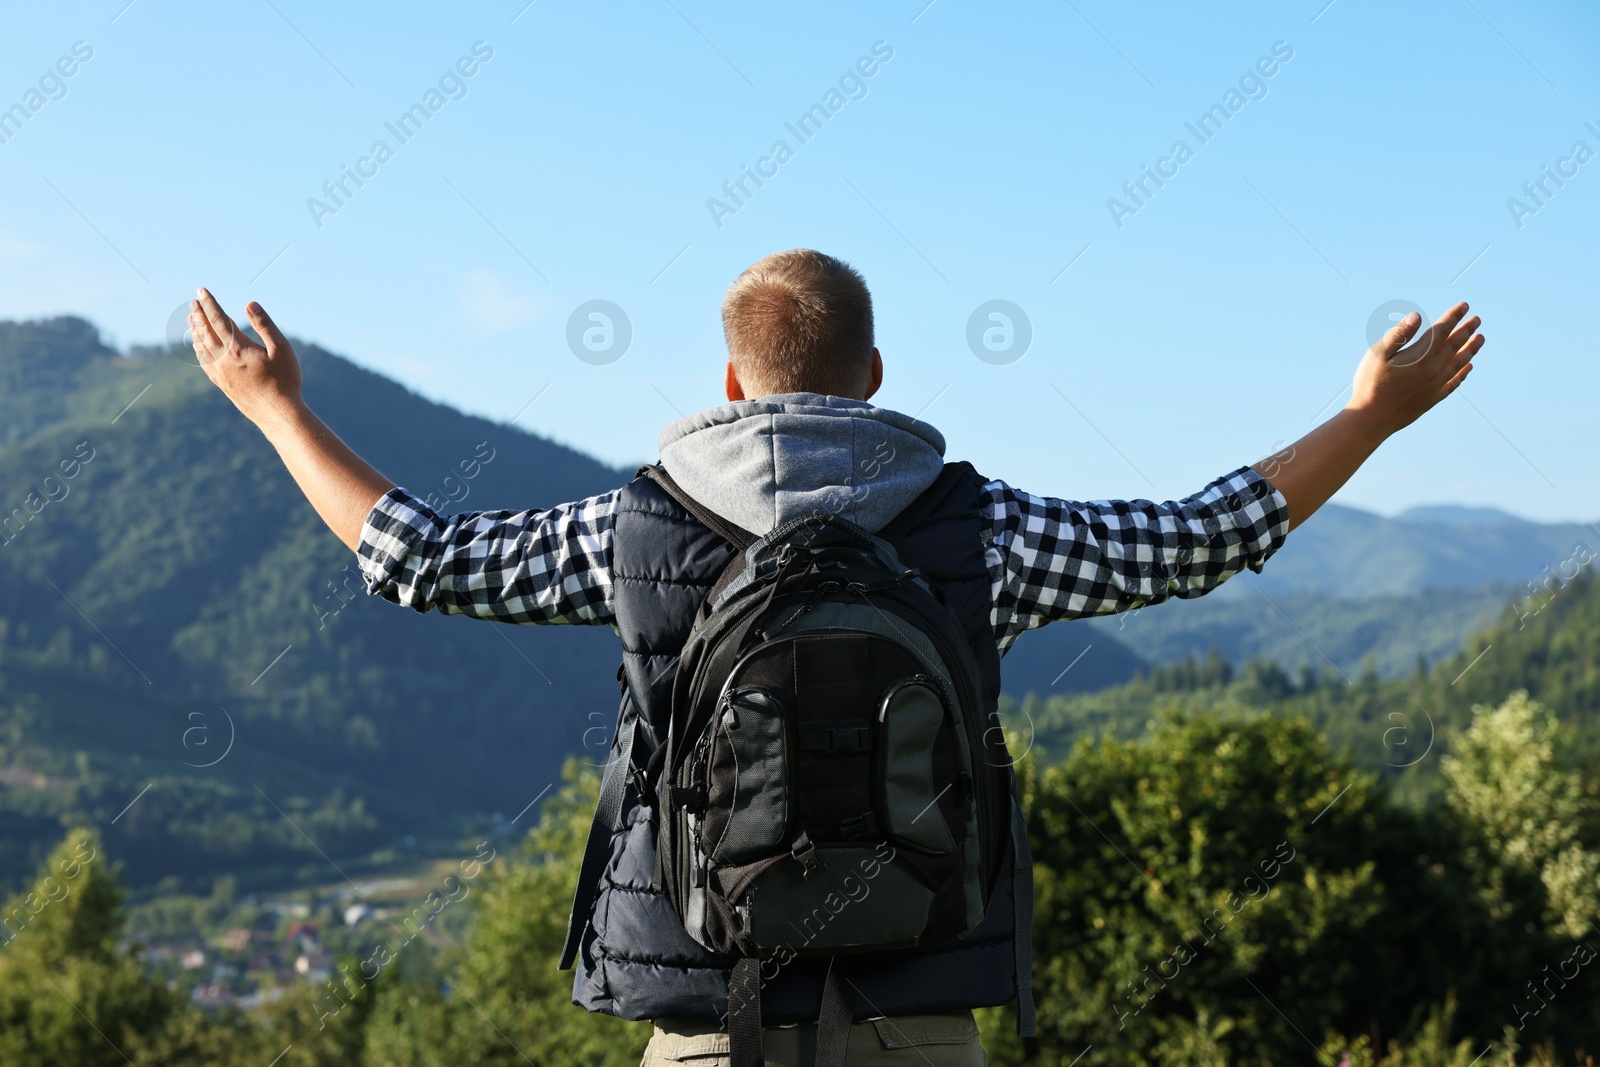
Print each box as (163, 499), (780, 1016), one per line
(635, 465), (1015, 1067)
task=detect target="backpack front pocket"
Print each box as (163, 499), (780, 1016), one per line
(703, 686), (792, 866)
(876, 677), (963, 854)
(741, 844), (932, 954)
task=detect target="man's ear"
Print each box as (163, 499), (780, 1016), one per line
(862, 348), (883, 401)
(724, 361), (746, 402)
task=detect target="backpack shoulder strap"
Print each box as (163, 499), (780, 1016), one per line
(638, 463), (757, 550)
(560, 666), (641, 970)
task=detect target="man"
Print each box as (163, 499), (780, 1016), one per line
(189, 250), (1482, 1065)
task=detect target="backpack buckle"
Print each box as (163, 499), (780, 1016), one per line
(669, 784), (706, 814)
(789, 832), (829, 881)
(838, 811), (879, 840)
(632, 766), (655, 808)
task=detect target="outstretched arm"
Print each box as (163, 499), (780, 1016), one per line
(189, 288), (393, 551)
(984, 302), (1485, 648)
(190, 288), (619, 626)
(1251, 301), (1484, 533)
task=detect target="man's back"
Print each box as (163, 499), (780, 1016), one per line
(352, 390), (1289, 1057)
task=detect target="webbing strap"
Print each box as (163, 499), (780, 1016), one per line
(641, 464), (757, 549)
(558, 712), (638, 969)
(728, 958), (765, 1067)
(814, 957), (854, 1067)
(1011, 795), (1037, 1038)
(728, 957), (852, 1067)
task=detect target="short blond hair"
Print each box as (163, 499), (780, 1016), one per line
(721, 249), (874, 399)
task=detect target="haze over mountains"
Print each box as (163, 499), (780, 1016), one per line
(0, 315), (1589, 890)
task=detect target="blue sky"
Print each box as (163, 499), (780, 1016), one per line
(1, 0), (1595, 521)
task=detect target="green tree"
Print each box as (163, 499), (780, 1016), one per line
(1444, 691), (1600, 939)
(0, 828), (185, 1065)
(980, 714), (1460, 1066)
(1439, 691), (1600, 1051)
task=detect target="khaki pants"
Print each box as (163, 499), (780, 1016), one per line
(640, 1011), (986, 1066)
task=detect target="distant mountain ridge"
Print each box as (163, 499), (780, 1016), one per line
(1392, 504), (1538, 527)
(1085, 583), (1515, 683)
(1082, 482), (1597, 682)
(1203, 499), (1597, 601)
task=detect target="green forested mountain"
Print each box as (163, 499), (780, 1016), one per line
(1082, 583), (1514, 683)
(0, 316), (646, 891)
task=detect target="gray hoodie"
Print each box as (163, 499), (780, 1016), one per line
(657, 392), (950, 536)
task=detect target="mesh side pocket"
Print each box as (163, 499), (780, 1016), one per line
(708, 687), (791, 865)
(878, 678), (958, 853)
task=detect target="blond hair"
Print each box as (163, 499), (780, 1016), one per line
(721, 249), (874, 398)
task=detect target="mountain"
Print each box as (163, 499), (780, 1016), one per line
(1081, 490), (1598, 677)
(1236, 501), (1596, 599)
(0, 316), (1142, 891)
(0, 317), (641, 888)
(993, 624), (1145, 699)
(1392, 504), (1533, 527)
(1085, 584), (1515, 680)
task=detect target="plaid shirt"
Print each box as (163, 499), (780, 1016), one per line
(357, 466), (1289, 653)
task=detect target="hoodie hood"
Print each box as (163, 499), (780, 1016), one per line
(657, 393), (947, 536)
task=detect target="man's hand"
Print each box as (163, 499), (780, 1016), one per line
(1348, 301), (1483, 436)
(189, 287), (303, 426)
(190, 286), (394, 551)
(1251, 301), (1487, 533)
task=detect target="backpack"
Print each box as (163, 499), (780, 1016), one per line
(634, 464), (1016, 1067)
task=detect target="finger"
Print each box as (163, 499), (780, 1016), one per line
(195, 287), (246, 352)
(188, 312), (226, 370)
(246, 301), (289, 353)
(1433, 301), (1469, 333)
(1377, 310), (1422, 357)
(1439, 315), (1481, 354)
(1411, 302), (1470, 364)
(1442, 361), (1472, 395)
(188, 301), (224, 354)
(1444, 333), (1485, 376)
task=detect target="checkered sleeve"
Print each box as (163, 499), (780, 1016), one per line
(355, 486), (619, 626)
(981, 466), (1290, 649)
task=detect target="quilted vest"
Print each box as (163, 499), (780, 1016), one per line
(566, 461), (1025, 1025)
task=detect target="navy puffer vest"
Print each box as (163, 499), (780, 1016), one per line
(568, 461), (1021, 1024)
